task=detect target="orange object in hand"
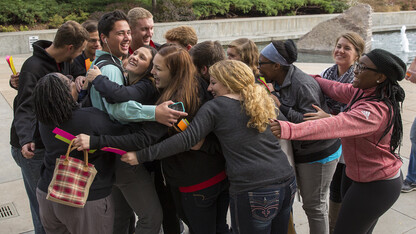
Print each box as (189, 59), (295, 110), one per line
(177, 119), (189, 131)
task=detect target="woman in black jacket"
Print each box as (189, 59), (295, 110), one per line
(34, 73), (124, 234)
(75, 45), (230, 234)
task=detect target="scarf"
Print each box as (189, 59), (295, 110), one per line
(322, 64), (355, 114)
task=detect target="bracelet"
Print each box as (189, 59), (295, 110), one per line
(329, 114), (333, 117)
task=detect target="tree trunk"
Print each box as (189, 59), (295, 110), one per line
(152, 0), (157, 14)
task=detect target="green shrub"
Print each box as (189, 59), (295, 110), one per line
(64, 11), (90, 23)
(19, 25), (29, 31)
(192, 0), (230, 18)
(0, 25), (16, 32)
(192, 0), (349, 19)
(49, 14), (65, 28)
(0, 0), (351, 29)
(154, 0), (196, 22)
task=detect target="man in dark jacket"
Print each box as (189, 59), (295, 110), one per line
(10, 20), (88, 234)
(72, 20), (102, 92)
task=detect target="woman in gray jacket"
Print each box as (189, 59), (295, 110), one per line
(258, 39), (341, 234)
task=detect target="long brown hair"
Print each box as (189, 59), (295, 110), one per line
(156, 45), (200, 118)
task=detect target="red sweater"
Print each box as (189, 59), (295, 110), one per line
(279, 77), (402, 182)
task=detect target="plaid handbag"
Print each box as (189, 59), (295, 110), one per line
(46, 139), (97, 208)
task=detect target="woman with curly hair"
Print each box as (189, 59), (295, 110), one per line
(271, 49), (405, 234)
(75, 45), (230, 234)
(303, 32), (365, 233)
(121, 60), (296, 234)
(34, 73), (123, 234)
(258, 39), (341, 234)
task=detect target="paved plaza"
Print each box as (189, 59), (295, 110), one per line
(0, 54), (415, 234)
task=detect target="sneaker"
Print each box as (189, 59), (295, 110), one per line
(401, 180), (416, 193)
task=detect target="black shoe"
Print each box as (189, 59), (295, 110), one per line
(401, 180), (416, 193)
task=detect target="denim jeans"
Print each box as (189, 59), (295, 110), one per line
(296, 158), (338, 234)
(11, 146), (46, 234)
(230, 176), (296, 234)
(180, 179), (231, 234)
(406, 117), (416, 183)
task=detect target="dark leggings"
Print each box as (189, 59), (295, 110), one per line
(334, 173), (402, 234)
(330, 162), (354, 203)
(329, 163), (346, 203)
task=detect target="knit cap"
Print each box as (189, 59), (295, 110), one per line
(365, 49), (406, 81)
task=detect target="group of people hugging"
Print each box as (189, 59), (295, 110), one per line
(10, 7), (407, 234)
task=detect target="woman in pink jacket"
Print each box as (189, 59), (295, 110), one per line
(271, 49), (405, 234)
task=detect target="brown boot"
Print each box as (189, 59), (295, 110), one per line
(329, 200), (342, 234)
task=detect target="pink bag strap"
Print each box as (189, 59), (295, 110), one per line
(65, 139), (89, 171)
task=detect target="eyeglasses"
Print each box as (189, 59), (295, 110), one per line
(355, 63), (379, 74)
(258, 61), (275, 66)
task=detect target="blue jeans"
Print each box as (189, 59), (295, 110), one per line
(11, 146), (45, 234)
(181, 179), (231, 234)
(230, 177), (296, 234)
(406, 118), (416, 183)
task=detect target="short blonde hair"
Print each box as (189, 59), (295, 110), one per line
(209, 60), (276, 132)
(127, 7), (153, 28)
(164, 26), (198, 48)
(228, 38), (259, 77)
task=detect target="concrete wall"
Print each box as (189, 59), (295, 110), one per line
(1, 11), (416, 56)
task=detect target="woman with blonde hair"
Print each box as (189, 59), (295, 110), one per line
(271, 48), (405, 234)
(121, 60), (296, 234)
(258, 39), (341, 234)
(227, 38), (260, 77)
(75, 45), (231, 234)
(303, 32), (365, 233)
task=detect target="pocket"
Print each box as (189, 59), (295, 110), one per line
(32, 148), (46, 161)
(190, 183), (222, 208)
(248, 190), (279, 222)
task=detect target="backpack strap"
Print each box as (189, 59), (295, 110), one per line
(95, 54), (127, 85)
(79, 54), (126, 107)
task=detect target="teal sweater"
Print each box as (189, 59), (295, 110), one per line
(90, 50), (156, 123)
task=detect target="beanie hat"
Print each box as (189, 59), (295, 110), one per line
(365, 49), (406, 82)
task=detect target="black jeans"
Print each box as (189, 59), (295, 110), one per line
(334, 173), (402, 234)
(180, 179), (231, 234)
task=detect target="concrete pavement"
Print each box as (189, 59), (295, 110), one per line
(0, 54), (415, 234)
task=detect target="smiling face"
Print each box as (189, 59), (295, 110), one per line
(102, 20), (131, 59)
(125, 47), (152, 76)
(333, 37), (358, 68)
(85, 31), (101, 59)
(151, 54), (171, 89)
(352, 55), (386, 90)
(130, 17), (154, 49)
(58, 73), (78, 101)
(207, 76), (230, 98)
